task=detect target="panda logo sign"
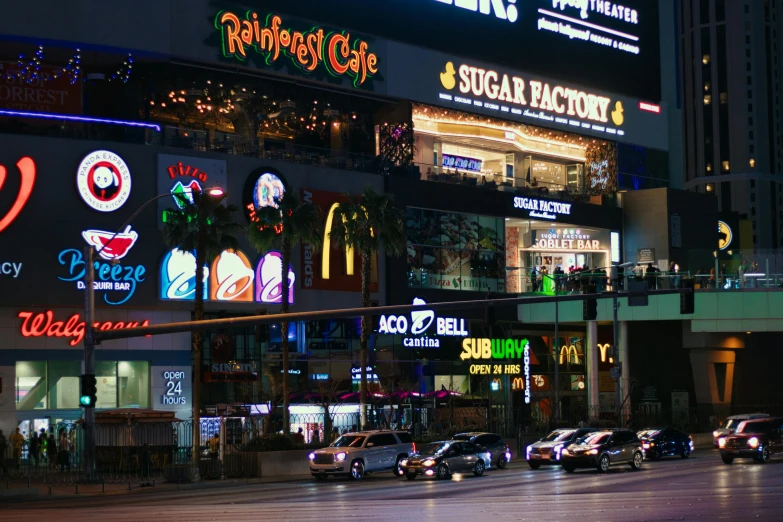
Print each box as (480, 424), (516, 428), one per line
(76, 150), (132, 212)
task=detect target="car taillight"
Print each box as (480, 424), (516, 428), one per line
(412, 442), (416, 454)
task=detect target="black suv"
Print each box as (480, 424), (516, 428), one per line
(719, 417), (783, 464)
(453, 432), (511, 469)
(560, 429), (644, 473)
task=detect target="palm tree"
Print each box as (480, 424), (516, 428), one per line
(162, 189), (241, 467)
(329, 187), (406, 429)
(246, 189), (322, 435)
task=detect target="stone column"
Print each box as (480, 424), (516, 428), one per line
(586, 321), (599, 418)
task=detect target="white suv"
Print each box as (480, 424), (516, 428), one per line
(309, 430), (415, 481)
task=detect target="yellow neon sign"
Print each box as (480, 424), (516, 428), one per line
(598, 343), (614, 363)
(322, 203), (354, 279)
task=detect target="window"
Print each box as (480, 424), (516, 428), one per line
(749, 89), (753, 98)
(750, 145), (755, 153)
(703, 54), (711, 65)
(753, 221), (757, 230)
(749, 117), (754, 125)
(704, 81), (711, 92)
(706, 183), (715, 192)
(720, 92), (728, 104)
(722, 161), (731, 171)
(752, 206), (756, 216)
(747, 63), (752, 71)
(704, 95), (712, 105)
(749, 103), (753, 111)
(371, 433), (398, 446)
(15, 360), (149, 411)
(750, 158), (756, 167)
(746, 49), (751, 57)
(707, 163), (713, 173)
(750, 131), (755, 139)
(751, 193), (756, 202)
(745, 4), (750, 14)
(748, 76), (753, 85)
(396, 432), (413, 443)
(746, 35), (751, 43)
(751, 180), (756, 188)
(754, 234), (757, 243)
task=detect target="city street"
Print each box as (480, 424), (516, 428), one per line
(4, 449), (783, 520)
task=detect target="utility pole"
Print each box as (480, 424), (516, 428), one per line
(554, 277), (559, 423)
(83, 244), (96, 481)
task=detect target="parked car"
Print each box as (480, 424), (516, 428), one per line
(712, 413), (769, 446)
(399, 440), (491, 480)
(560, 429), (644, 473)
(637, 427), (694, 460)
(453, 432), (511, 469)
(308, 430), (414, 481)
(719, 417), (783, 464)
(525, 428), (597, 469)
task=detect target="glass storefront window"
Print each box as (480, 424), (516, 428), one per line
(407, 208), (506, 292)
(118, 361), (149, 408)
(48, 361), (81, 410)
(15, 361), (149, 411)
(16, 361), (47, 410)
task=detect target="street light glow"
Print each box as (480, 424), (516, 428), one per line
(207, 187), (225, 197)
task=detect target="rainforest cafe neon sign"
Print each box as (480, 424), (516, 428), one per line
(215, 12), (379, 87)
(18, 310), (151, 347)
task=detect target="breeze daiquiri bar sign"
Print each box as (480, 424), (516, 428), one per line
(214, 11), (380, 88)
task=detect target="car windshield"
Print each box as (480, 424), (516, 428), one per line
(578, 432), (612, 445)
(542, 430), (576, 442)
(331, 435), (366, 448)
(720, 419), (738, 430)
(737, 422), (772, 434)
(419, 442), (450, 455)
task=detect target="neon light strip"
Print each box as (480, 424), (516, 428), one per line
(0, 109), (161, 131)
(537, 9), (640, 42)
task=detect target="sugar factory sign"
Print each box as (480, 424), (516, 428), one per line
(513, 196), (572, 220)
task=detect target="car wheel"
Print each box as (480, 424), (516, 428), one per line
(721, 455), (734, 465)
(681, 448), (690, 459)
(760, 447), (771, 463)
(497, 455), (508, 469)
(598, 454), (610, 473)
(350, 459), (365, 481)
(313, 474), (327, 481)
(436, 463), (450, 480)
(562, 464), (575, 473)
(473, 460), (485, 477)
(405, 473), (417, 481)
(527, 461), (541, 470)
(394, 456), (405, 476)
(631, 452), (643, 470)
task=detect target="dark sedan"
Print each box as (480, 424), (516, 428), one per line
(719, 417), (783, 464)
(453, 432), (511, 469)
(400, 441), (491, 480)
(560, 429), (644, 473)
(637, 427), (694, 460)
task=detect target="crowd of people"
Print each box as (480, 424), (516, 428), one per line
(0, 426), (76, 474)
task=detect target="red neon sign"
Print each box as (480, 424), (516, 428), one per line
(0, 157), (36, 233)
(18, 310), (151, 347)
(215, 12), (379, 87)
(638, 101), (661, 114)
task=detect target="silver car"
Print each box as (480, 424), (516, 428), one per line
(308, 430), (414, 481)
(526, 428), (597, 469)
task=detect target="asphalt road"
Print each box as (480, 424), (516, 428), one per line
(5, 448), (783, 521)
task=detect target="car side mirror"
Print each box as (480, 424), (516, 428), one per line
(366, 443), (374, 448)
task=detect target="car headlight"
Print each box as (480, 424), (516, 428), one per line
(748, 437), (759, 448)
(561, 449), (570, 456)
(401, 459), (408, 466)
(308, 452), (316, 461)
(423, 459), (436, 467)
(587, 449), (598, 455)
(713, 430), (720, 438)
(335, 452), (347, 461)
(554, 444), (563, 454)
(718, 437), (726, 448)
(526, 445), (532, 454)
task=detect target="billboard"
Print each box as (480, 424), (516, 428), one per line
(388, 42), (668, 151)
(254, 0), (661, 100)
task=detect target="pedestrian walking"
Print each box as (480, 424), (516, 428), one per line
(0, 430), (8, 475)
(58, 428), (70, 472)
(10, 427), (24, 469)
(30, 431), (40, 468)
(47, 429), (57, 471)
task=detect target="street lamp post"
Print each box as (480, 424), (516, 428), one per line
(609, 262), (635, 428)
(82, 188), (224, 480)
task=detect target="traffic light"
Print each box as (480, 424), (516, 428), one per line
(80, 374), (97, 407)
(583, 298), (598, 321)
(680, 279), (695, 314)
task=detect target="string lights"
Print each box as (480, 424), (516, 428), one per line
(108, 53), (133, 83)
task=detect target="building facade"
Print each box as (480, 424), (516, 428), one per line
(0, 0), (677, 438)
